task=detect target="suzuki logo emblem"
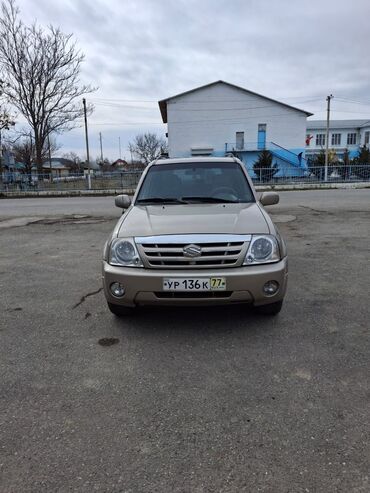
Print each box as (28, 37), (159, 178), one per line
(183, 244), (202, 258)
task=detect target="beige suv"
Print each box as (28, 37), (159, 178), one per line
(103, 157), (287, 316)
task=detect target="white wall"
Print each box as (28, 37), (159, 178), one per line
(306, 126), (367, 150)
(166, 83), (308, 158)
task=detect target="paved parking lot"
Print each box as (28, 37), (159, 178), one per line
(0, 190), (369, 492)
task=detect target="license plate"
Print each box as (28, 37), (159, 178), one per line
(163, 277), (226, 291)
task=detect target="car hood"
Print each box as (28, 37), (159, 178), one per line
(118, 203), (270, 237)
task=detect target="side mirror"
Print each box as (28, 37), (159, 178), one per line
(260, 192), (279, 206)
(115, 194), (131, 209)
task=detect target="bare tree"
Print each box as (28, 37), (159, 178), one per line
(128, 133), (168, 165)
(62, 151), (82, 173)
(98, 157), (113, 172)
(0, 0), (95, 174)
(0, 79), (15, 172)
(12, 132), (59, 174)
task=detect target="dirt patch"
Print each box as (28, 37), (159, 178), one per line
(0, 215), (111, 229)
(33, 215), (111, 225)
(269, 214), (296, 223)
(98, 337), (119, 347)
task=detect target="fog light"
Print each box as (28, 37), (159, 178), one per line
(263, 280), (279, 296)
(110, 282), (125, 297)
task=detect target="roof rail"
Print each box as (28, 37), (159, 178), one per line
(150, 156), (162, 166)
(225, 152), (242, 165)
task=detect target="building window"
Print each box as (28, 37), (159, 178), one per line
(347, 133), (357, 145)
(365, 131), (370, 146)
(331, 133), (341, 146)
(235, 131), (244, 150)
(316, 134), (325, 146)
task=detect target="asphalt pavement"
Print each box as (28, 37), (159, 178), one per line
(0, 189), (369, 492)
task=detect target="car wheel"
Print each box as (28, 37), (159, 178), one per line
(255, 300), (283, 316)
(107, 302), (135, 317)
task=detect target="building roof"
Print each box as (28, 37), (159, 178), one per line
(307, 119), (370, 130)
(112, 159), (128, 166)
(42, 158), (72, 170)
(158, 80), (313, 123)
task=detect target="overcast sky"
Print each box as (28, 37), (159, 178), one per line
(13, 0), (370, 160)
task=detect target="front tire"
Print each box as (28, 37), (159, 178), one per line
(255, 300), (283, 316)
(107, 302), (135, 317)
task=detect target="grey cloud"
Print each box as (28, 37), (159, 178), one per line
(12, 0), (370, 157)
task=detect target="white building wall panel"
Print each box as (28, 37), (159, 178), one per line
(166, 84), (307, 158)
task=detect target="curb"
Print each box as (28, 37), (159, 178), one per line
(0, 189), (136, 198)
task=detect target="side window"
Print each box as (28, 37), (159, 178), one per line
(331, 133), (341, 146)
(347, 133), (357, 145)
(316, 134), (325, 146)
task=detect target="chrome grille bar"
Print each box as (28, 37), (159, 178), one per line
(135, 234), (250, 269)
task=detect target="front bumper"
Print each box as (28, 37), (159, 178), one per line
(102, 257), (288, 307)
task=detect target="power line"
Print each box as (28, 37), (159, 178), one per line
(335, 97), (370, 106)
(329, 110), (370, 115)
(91, 101), (318, 112)
(90, 95), (323, 103)
(85, 112), (308, 125)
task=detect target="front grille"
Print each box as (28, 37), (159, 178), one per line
(155, 291), (233, 299)
(136, 235), (250, 269)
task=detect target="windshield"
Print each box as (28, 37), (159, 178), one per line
(136, 161), (254, 204)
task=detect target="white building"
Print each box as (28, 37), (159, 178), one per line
(306, 119), (370, 160)
(158, 81), (312, 176)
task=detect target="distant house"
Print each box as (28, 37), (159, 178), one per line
(82, 160), (100, 175)
(158, 80), (313, 177)
(112, 159), (128, 169)
(306, 119), (370, 161)
(42, 158), (74, 177)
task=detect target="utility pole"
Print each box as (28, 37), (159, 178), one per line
(99, 132), (103, 163)
(119, 137), (122, 159)
(83, 98), (91, 189)
(325, 94), (333, 182)
(48, 134), (52, 182)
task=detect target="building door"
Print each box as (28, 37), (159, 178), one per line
(235, 131), (244, 150)
(258, 124), (266, 149)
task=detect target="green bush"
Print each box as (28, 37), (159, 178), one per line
(336, 149), (351, 180)
(308, 149), (336, 180)
(353, 146), (370, 180)
(253, 150), (279, 182)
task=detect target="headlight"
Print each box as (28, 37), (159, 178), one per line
(244, 235), (280, 265)
(109, 238), (143, 267)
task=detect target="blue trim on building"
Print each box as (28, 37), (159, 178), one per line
(176, 142), (308, 177)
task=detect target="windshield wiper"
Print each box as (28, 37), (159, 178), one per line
(181, 196), (239, 204)
(136, 197), (186, 204)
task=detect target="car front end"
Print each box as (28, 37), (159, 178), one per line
(102, 157), (288, 316)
